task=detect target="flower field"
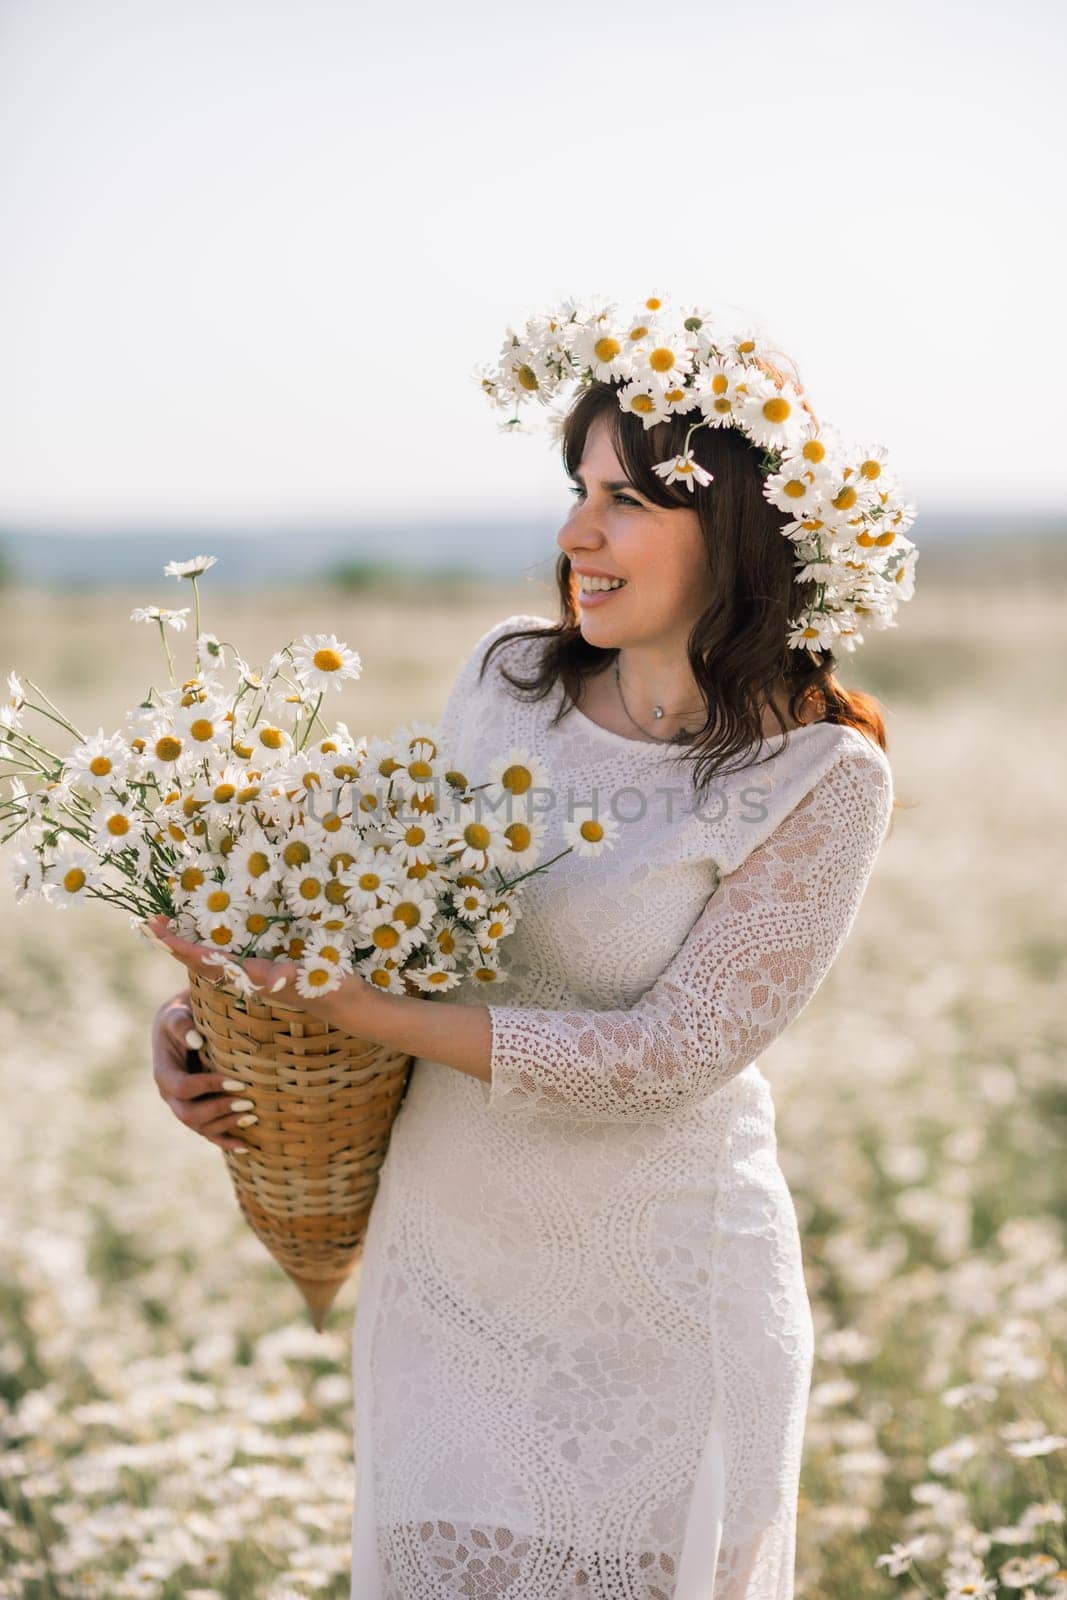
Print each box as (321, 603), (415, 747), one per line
(0, 558), (1064, 1599)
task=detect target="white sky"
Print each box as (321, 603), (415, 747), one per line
(0, 0), (1064, 529)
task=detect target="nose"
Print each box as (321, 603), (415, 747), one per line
(557, 499), (607, 563)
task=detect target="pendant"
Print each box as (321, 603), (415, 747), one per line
(653, 706), (664, 719)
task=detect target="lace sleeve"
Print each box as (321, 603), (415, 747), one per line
(485, 742), (894, 1123)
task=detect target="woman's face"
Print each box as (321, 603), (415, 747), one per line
(557, 415), (716, 652)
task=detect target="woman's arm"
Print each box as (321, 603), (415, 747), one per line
(328, 741), (893, 1123)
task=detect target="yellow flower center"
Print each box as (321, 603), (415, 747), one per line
(190, 719), (215, 742)
(259, 727), (284, 750)
(180, 867), (205, 890)
(209, 926), (233, 946)
(324, 879), (348, 905)
(505, 821), (532, 851)
(762, 397), (791, 424)
(358, 871), (381, 891)
(89, 755), (113, 776)
(408, 759), (433, 782)
(63, 867), (87, 893)
(394, 901), (421, 930)
(579, 819), (604, 842)
(630, 393), (655, 414)
(245, 912), (269, 935)
(500, 763), (532, 795)
(593, 336), (621, 362)
(313, 648), (344, 673)
(515, 364), (539, 392)
(233, 741), (254, 759)
(802, 439), (826, 463)
(369, 967), (393, 987)
(783, 479), (807, 499)
(282, 840), (311, 868)
(737, 339), (756, 355)
(214, 783), (236, 802)
(373, 925), (400, 949)
(832, 487), (858, 511)
(298, 877), (322, 899)
(860, 458), (882, 480)
(206, 889), (230, 912)
(464, 822), (491, 851)
(627, 323), (649, 342)
(106, 814), (130, 835)
(711, 397), (733, 414)
(155, 736), (183, 762)
(648, 345), (676, 373)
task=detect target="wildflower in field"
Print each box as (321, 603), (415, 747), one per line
(129, 604), (190, 631)
(163, 555), (218, 579)
(291, 633), (362, 694)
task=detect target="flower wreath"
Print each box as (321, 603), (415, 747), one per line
(473, 291), (918, 655)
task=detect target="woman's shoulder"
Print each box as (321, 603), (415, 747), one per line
(465, 612), (556, 686)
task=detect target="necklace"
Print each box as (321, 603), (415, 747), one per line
(613, 659), (705, 745)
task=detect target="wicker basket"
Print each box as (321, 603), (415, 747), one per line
(187, 967), (414, 1330)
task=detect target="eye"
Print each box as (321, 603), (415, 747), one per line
(567, 485), (640, 507)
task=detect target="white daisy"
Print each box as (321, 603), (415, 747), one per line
(737, 377), (810, 451)
(617, 379), (670, 430)
(452, 881), (491, 924)
(295, 956), (345, 999)
(129, 605), (190, 631)
(483, 747), (550, 812)
(9, 845), (46, 903)
(442, 810), (512, 875)
(42, 843), (106, 907)
(571, 321), (634, 384)
(290, 634), (362, 695)
(629, 326), (696, 393)
(64, 727), (131, 793)
(163, 555), (218, 579)
(562, 810), (621, 858)
(356, 955), (408, 993)
(763, 464), (823, 518)
(652, 451), (714, 494)
(405, 962), (463, 994)
(339, 853), (402, 912)
(787, 614), (843, 652)
(91, 796), (147, 852)
(690, 358), (747, 426)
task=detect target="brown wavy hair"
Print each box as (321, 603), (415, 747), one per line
(480, 361), (892, 798)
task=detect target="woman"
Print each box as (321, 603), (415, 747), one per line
(151, 363), (899, 1598)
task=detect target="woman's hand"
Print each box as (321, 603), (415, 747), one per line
(151, 986), (256, 1153)
(143, 913), (376, 1032)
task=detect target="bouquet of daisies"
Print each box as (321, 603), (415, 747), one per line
(1, 555), (576, 1002)
(1, 556), (612, 1326)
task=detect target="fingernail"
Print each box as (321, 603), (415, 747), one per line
(231, 1145), (250, 1155)
(185, 1028), (205, 1049)
(229, 1099), (254, 1112)
(235, 1114), (258, 1127)
(221, 1078), (246, 1093)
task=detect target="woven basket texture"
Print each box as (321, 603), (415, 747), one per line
(187, 967), (414, 1329)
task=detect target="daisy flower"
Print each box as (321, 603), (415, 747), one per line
(339, 854), (402, 913)
(737, 376), (810, 451)
(468, 959), (508, 987)
(442, 811), (512, 875)
(562, 810), (621, 858)
(64, 728), (131, 794)
(2, 671), (25, 731)
(356, 954), (408, 993)
(42, 843), (107, 907)
(629, 327), (696, 393)
(381, 814), (438, 872)
(483, 747), (550, 812)
(453, 881), (491, 924)
(691, 358), (747, 426)
(763, 464), (823, 518)
(303, 934), (355, 974)
(280, 858), (333, 916)
(787, 614), (843, 653)
(429, 916), (471, 966)
(497, 336), (551, 400)
(129, 605), (190, 631)
(617, 379), (669, 430)
(652, 451), (714, 493)
(163, 555), (218, 579)
(494, 813), (546, 874)
(571, 321), (634, 384)
(405, 962), (463, 994)
(91, 796), (147, 852)
(295, 956), (345, 999)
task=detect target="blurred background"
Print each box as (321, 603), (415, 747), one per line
(1, 2), (1064, 1598)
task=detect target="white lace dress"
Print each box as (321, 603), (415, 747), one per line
(350, 613), (894, 1600)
